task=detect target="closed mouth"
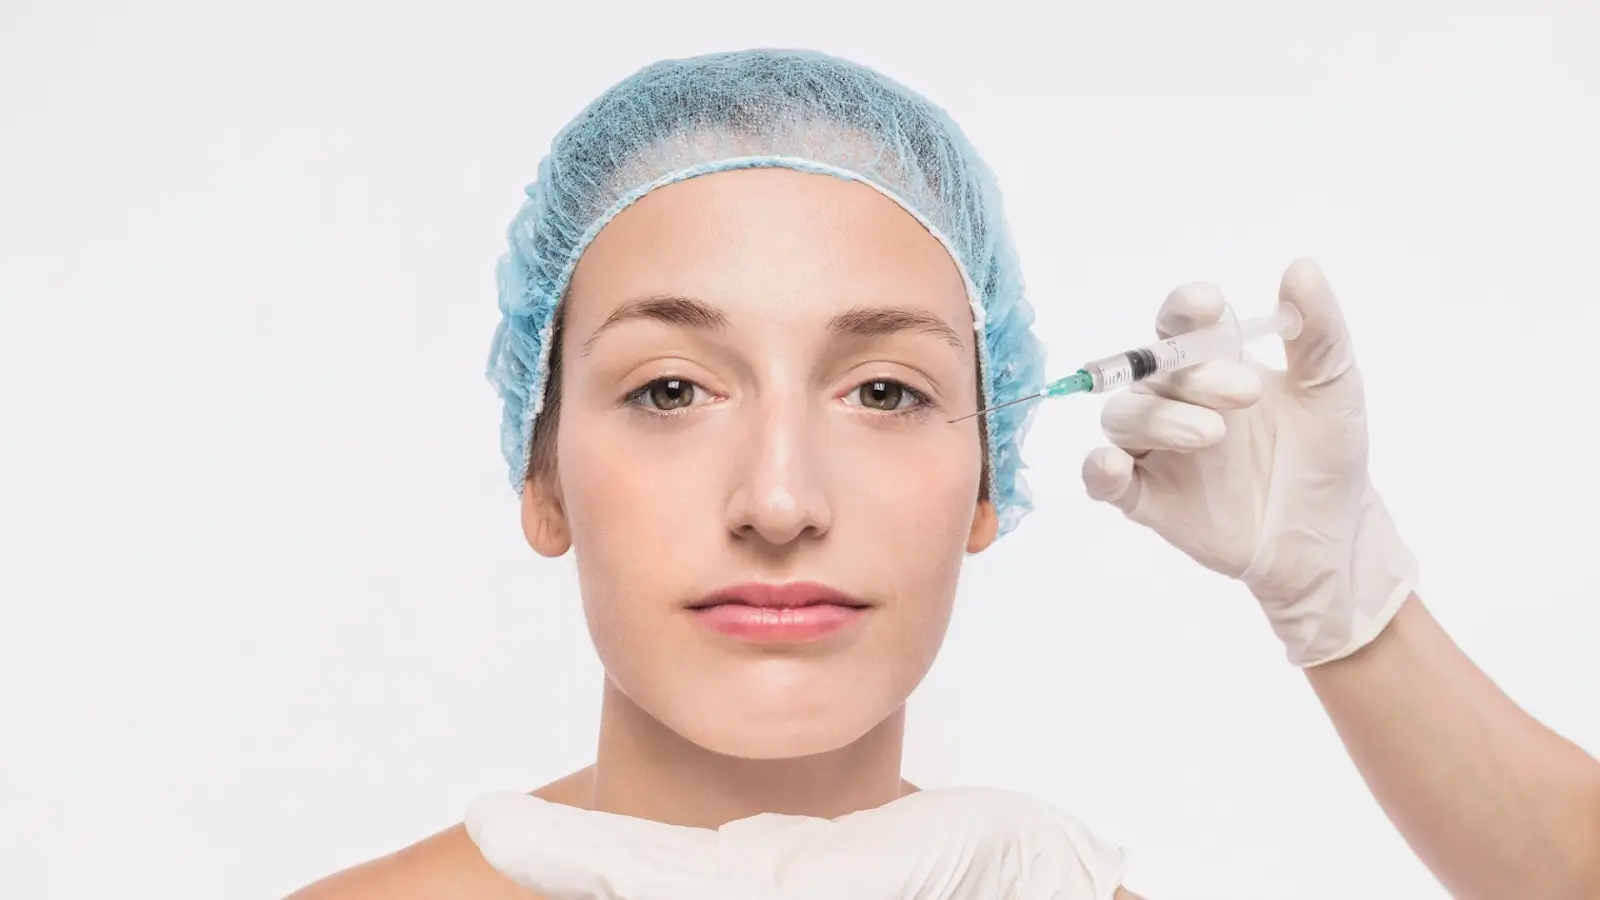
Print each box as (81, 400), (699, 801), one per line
(686, 581), (872, 611)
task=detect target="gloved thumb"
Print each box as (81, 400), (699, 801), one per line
(1280, 258), (1361, 402)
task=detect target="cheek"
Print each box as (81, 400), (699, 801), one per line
(834, 426), (978, 677)
(825, 421), (983, 599)
(557, 413), (697, 552)
(555, 416), (695, 653)
(832, 422), (983, 528)
(553, 406), (743, 641)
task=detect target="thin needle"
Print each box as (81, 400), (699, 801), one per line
(947, 391), (1045, 424)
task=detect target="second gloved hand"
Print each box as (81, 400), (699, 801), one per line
(1081, 259), (1419, 666)
(465, 786), (1125, 900)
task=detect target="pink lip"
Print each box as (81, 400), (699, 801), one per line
(688, 582), (870, 644)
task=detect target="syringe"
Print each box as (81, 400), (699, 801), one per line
(950, 301), (1303, 423)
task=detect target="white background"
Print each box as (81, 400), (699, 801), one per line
(3, 1), (1597, 897)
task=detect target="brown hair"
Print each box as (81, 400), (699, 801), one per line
(527, 316), (566, 484)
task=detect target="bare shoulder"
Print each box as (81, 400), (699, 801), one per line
(286, 769), (596, 900)
(1115, 889), (1145, 899)
(286, 822), (540, 900)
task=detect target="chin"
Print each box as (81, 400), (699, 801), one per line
(680, 710), (884, 760)
(659, 665), (905, 760)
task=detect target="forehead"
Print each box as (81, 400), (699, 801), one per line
(563, 168), (975, 342)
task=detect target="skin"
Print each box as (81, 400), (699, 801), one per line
(1306, 596), (1600, 899)
(290, 169), (1143, 897)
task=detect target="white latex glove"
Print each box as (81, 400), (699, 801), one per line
(1082, 259), (1419, 666)
(464, 786), (1125, 900)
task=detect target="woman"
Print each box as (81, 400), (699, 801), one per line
(294, 49), (1600, 899)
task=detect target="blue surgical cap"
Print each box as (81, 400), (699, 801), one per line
(488, 48), (1047, 537)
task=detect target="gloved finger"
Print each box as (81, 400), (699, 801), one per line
(1083, 444), (1183, 540)
(1082, 445), (1142, 514)
(1156, 281), (1227, 338)
(1101, 390), (1226, 453)
(465, 791), (713, 899)
(827, 787), (1128, 899)
(725, 809), (974, 899)
(1135, 358), (1262, 410)
(1279, 258), (1361, 400)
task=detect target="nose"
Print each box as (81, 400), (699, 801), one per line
(724, 394), (834, 546)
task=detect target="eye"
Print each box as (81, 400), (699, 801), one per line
(847, 379), (926, 413)
(628, 377), (701, 412)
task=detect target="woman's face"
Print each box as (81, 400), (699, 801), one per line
(524, 168), (997, 759)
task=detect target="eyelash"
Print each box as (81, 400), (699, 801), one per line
(622, 377), (932, 418)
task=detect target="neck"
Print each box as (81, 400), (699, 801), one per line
(588, 677), (909, 828)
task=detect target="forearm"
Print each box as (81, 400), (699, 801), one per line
(1305, 595), (1600, 899)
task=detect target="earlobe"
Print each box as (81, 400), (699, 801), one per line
(966, 499), (999, 554)
(521, 477), (572, 558)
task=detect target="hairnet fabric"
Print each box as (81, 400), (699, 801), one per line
(488, 48), (1047, 537)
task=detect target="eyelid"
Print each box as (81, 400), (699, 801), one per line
(615, 357), (724, 397)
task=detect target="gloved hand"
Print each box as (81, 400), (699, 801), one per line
(464, 786), (1125, 900)
(1082, 259), (1419, 666)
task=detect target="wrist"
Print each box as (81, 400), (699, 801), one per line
(1255, 483), (1419, 666)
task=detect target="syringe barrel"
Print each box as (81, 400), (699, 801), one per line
(1083, 307), (1243, 392)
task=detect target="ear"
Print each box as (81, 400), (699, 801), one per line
(965, 499), (999, 554)
(521, 474), (572, 558)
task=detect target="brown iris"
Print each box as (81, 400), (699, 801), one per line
(858, 380), (904, 411)
(647, 378), (695, 410)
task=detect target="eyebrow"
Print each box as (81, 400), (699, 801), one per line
(580, 295), (967, 355)
(581, 295), (730, 356)
(827, 306), (965, 349)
